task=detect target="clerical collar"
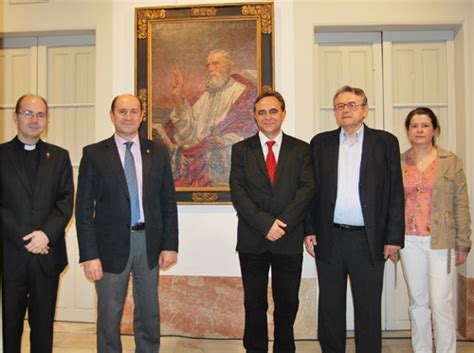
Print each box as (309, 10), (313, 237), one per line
(24, 143), (36, 151)
(14, 136), (41, 151)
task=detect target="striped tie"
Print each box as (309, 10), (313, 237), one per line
(124, 142), (140, 225)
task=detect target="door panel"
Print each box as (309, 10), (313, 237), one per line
(384, 34), (452, 329)
(45, 45), (96, 322)
(389, 41), (449, 152)
(316, 32), (383, 134)
(0, 48), (34, 141)
(46, 46), (95, 164)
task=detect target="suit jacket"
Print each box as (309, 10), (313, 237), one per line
(230, 133), (315, 254)
(0, 137), (74, 276)
(75, 135), (178, 274)
(306, 125), (405, 262)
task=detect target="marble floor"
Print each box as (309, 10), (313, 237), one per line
(20, 322), (474, 352)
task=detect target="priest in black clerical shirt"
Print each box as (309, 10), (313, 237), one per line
(0, 94), (74, 353)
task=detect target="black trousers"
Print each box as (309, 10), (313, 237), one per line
(3, 255), (60, 353)
(239, 252), (303, 353)
(316, 228), (385, 353)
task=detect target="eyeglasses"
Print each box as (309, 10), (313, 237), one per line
(334, 102), (366, 111)
(18, 110), (47, 119)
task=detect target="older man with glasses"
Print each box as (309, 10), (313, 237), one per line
(305, 86), (405, 353)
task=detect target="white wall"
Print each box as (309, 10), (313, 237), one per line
(2, 0), (474, 278)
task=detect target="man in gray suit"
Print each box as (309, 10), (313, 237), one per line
(76, 94), (178, 353)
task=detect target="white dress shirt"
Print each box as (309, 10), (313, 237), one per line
(258, 130), (283, 162)
(333, 126), (365, 226)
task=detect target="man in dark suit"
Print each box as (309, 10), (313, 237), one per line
(0, 94), (74, 353)
(75, 94), (178, 353)
(230, 91), (314, 353)
(304, 86), (404, 353)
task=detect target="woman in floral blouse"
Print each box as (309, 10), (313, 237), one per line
(399, 107), (471, 353)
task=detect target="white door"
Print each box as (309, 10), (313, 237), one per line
(383, 30), (454, 329)
(0, 38), (37, 141)
(314, 30), (454, 330)
(383, 31), (454, 152)
(315, 32), (384, 133)
(0, 35), (97, 322)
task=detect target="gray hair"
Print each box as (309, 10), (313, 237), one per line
(333, 85), (368, 106)
(208, 49), (234, 67)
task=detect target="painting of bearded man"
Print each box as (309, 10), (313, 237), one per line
(149, 19), (259, 188)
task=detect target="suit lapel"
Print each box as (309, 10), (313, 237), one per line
(249, 134), (272, 189)
(104, 136), (130, 199)
(5, 139), (32, 196)
(328, 129), (340, 200)
(273, 133), (290, 188)
(359, 124), (372, 183)
(140, 138), (152, 196)
(33, 142), (50, 200)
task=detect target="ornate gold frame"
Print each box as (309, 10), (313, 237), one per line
(135, 2), (274, 204)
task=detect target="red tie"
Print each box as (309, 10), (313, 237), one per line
(266, 140), (277, 185)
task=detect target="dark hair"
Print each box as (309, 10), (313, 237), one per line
(110, 94), (143, 112)
(404, 107), (440, 145)
(254, 90), (285, 112)
(333, 85), (368, 106)
(15, 94), (48, 114)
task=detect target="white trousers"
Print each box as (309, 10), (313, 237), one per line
(399, 236), (456, 353)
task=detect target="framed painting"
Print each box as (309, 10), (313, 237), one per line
(135, 2), (274, 204)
